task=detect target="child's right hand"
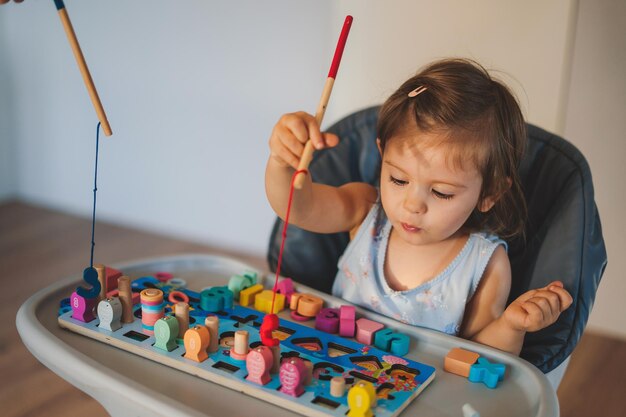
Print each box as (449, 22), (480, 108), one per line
(268, 112), (340, 169)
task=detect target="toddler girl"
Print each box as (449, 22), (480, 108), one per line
(265, 58), (572, 355)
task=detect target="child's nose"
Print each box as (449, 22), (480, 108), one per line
(403, 191), (427, 214)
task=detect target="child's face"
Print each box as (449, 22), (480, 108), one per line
(379, 133), (486, 246)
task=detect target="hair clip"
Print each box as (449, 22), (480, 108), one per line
(408, 86), (427, 97)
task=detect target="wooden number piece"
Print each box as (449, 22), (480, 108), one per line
(315, 307), (340, 334)
(246, 345), (273, 385)
(373, 328), (410, 356)
(279, 357), (306, 397)
(154, 316), (179, 352)
(97, 297), (122, 331)
(70, 290), (96, 323)
(200, 286), (234, 312)
(183, 325), (210, 362)
(347, 381), (376, 417)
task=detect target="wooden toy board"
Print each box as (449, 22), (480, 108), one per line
(58, 275), (435, 417)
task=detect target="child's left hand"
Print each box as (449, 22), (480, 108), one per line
(502, 281), (573, 332)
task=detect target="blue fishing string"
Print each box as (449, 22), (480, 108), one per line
(90, 122), (101, 268)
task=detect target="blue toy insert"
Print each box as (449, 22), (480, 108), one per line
(58, 275), (435, 417)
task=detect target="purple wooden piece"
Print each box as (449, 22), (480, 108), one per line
(315, 307), (340, 334)
(70, 291), (96, 322)
(279, 357), (306, 397)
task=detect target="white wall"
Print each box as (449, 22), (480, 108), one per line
(1, 1), (624, 337)
(327, 0), (576, 132)
(563, 0), (626, 338)
(0, 0), (331, 255)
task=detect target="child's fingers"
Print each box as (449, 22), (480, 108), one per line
(281, 113), (314, 145)
(519, 300), (545, 328)
(322, 133), (340, 148)
(526, 296), (553, 319)
(275, 127), (305, 159)
(548, 285), (573, 312)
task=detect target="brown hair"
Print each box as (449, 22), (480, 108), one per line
(377, 58), (527, 238)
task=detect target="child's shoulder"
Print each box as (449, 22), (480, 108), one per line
(470, 232), (508, 252)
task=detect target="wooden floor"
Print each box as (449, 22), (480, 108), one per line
(1, 201), (625, 417)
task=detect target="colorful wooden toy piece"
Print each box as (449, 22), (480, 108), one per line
(279, 357), (307, 397)
(347, 381), (376, 417)
(154, 271), (174, 282)
(183, 325), (210, 362)
(373, 328), (410, 356)
(228, 273), (256, 299)
(315, 308), (340, 334)
(270, 345), (281, 374)
(245, 345), (273, 385)
(107, 287), (140, 305)
(76, 266), (101, 299)
(238, 284), (263, 307)
(154, 316), (179, 352)
(255, 290), (285, 314)
(355, 318), (384, 345)
(275, 278), (295, 303)
(116, 275), (134, 324)
(230, 330), (250, 361)
(339, 305), (356, 337)
(200, 286), (234, 312)
(444, 347), (480, 378)
(468, 357), (506, 389)
(204, 315), (219, 353)
(168, 290), (189, 304)
(175, 302), (190, 338)
(97, 297), (122, 331)
(140, 288), (164, 335)
(290, 293), (323, 321)
(70, 290), (96, 322)
(105, 265), (122, 292)
(94, 263), (107, 302)
(302, 359), (314, 386)
(330, 376), (346, 397)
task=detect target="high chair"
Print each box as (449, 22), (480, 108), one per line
(267, 106), (607, 386)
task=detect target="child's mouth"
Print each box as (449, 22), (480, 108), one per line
(401, 222), (422, 233)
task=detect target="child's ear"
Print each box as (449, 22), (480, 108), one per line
(376, 138), (383, 156)
(478, 196), (496, 213)
(478, 177), (512, 213)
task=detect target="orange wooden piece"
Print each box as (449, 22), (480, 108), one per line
(296, 294), (323, 317)
(183, 325), (210, 362)
(444, 347), (480, 378)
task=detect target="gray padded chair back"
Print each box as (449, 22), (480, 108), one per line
(267, 105), (607, 372)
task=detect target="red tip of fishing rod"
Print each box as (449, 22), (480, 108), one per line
(328, 15), (353, 79)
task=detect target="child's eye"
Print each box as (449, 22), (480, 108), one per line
(389, 175), (408, 186)
(432, 189), (454, 200)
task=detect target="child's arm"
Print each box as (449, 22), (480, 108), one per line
(460, 247), (573, 355)
(265, 111), (377, 233)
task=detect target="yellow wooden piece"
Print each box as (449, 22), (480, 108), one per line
(347, 381), (376, 417)
(239, 284), (264, 307)
(254, 290), (285, 314)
